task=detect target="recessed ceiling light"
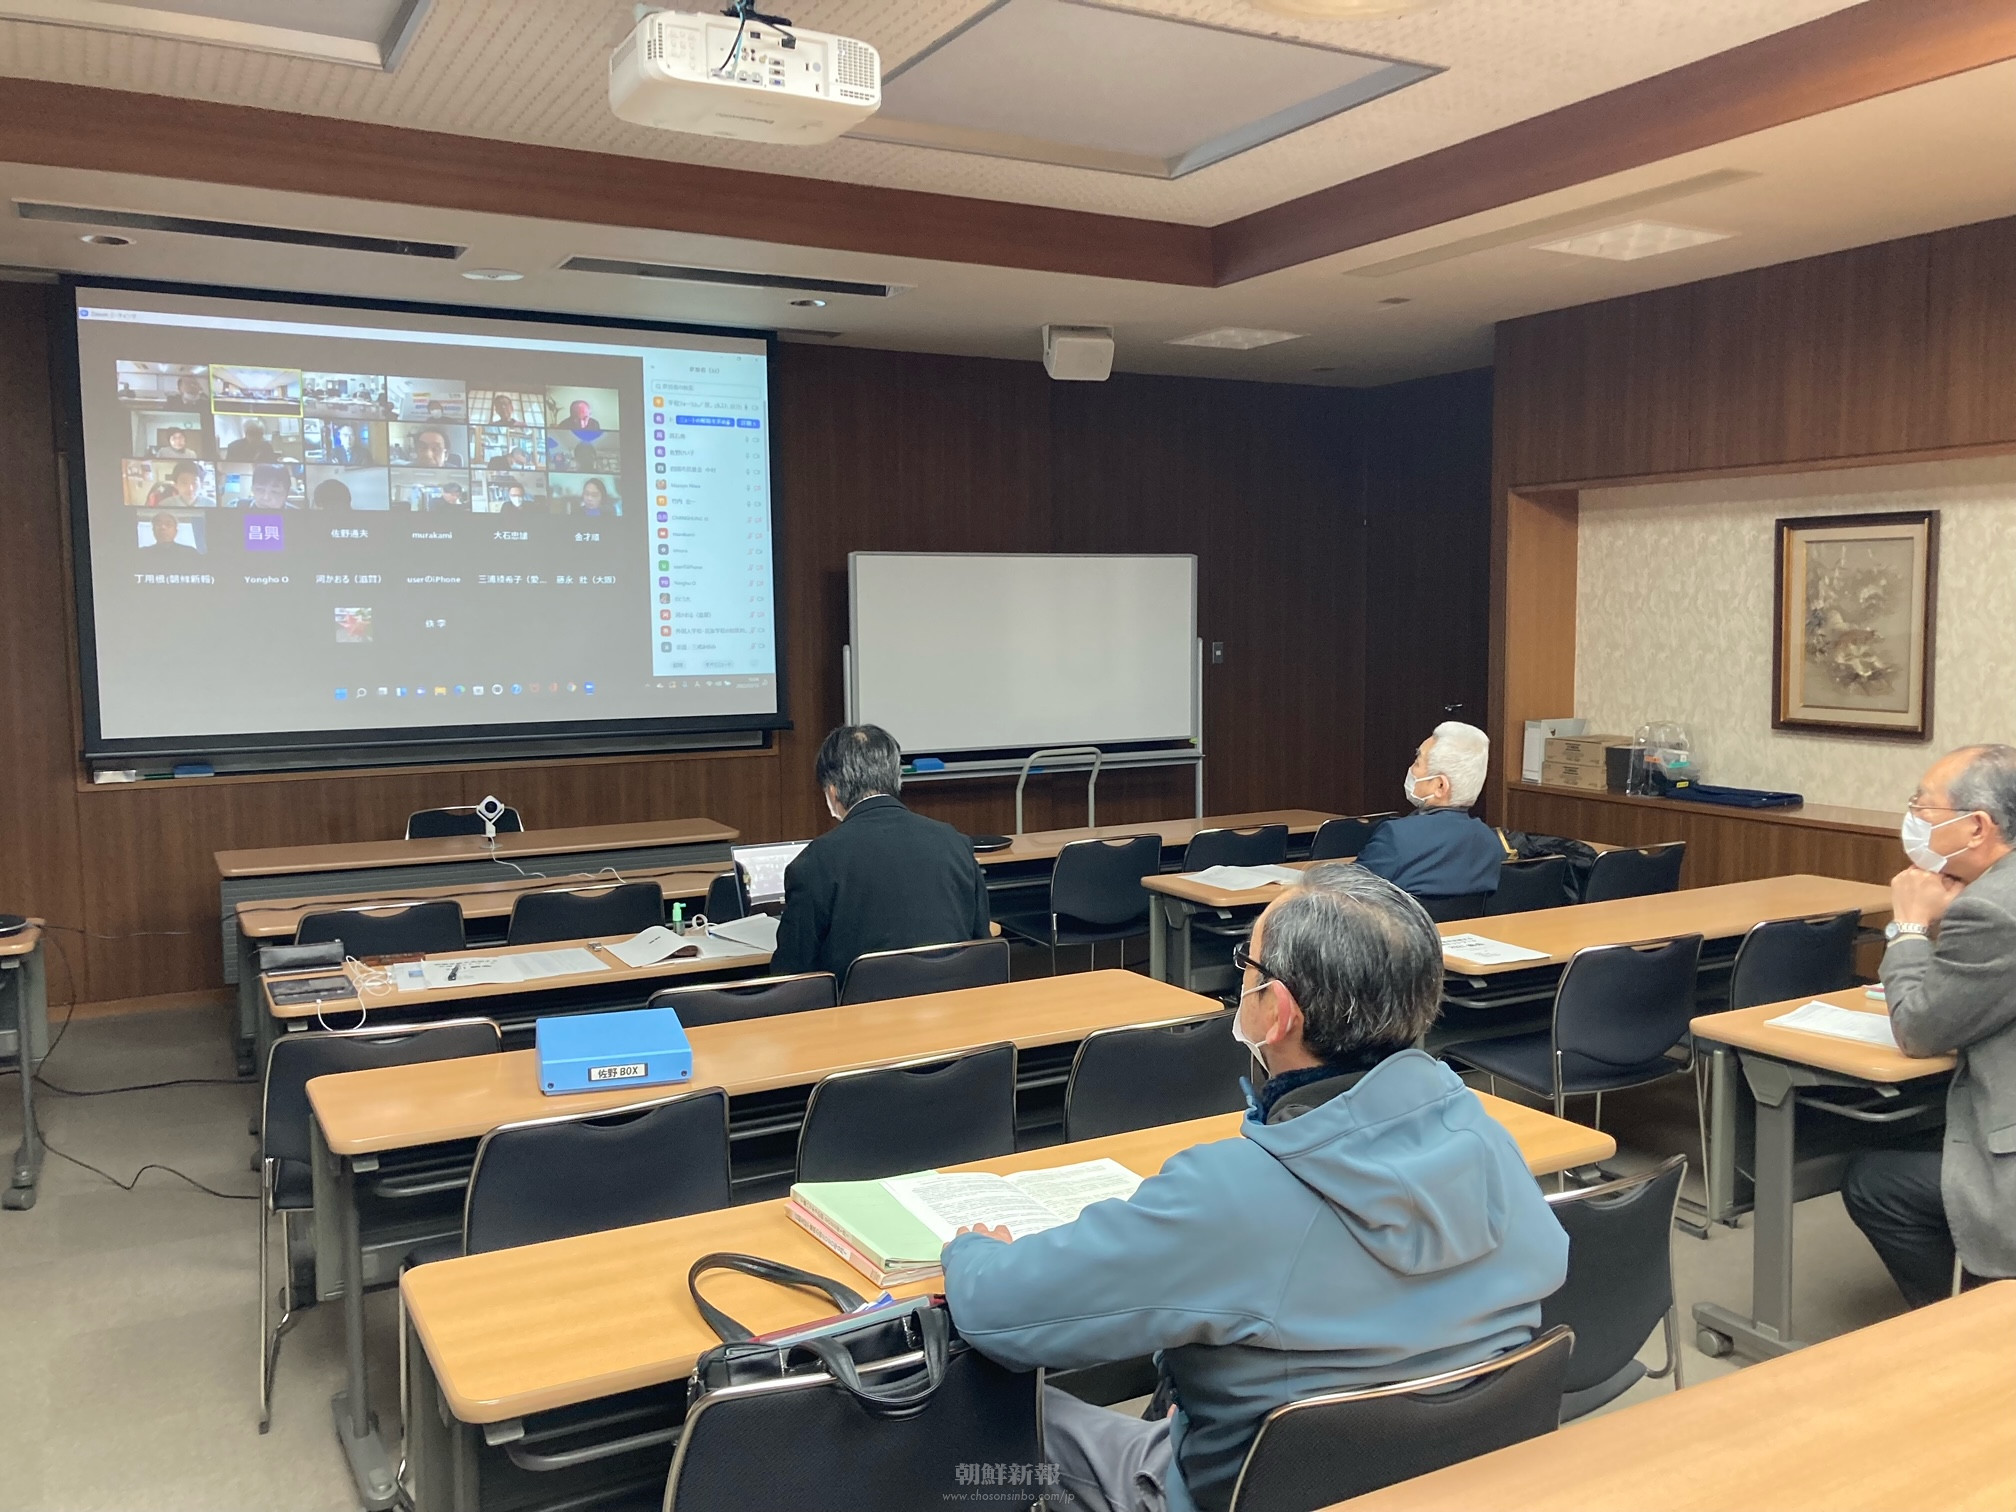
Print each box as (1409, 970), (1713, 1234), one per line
(460, 267), (524, 282)
(1534, 220), (1732, 262)
(790, 298), (828, 308)
(1168, 327), (1305, 351)
(1377, 296), (1411, 305)
(79, 232), (131, 246)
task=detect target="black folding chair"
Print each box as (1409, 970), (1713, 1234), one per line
(839, 939), (1010, 1006)
(294, 899), (465, 957)
(1063, 1011), (1249, 1141)
(1543, 1155), (1687, 1419)
(1485, 855), (1573, 916)
(1183, 824), (1290, 871)
(406, 805), (523, 840)
(1416, 893), (1490, 923)
(1308, 814), (1397, 861)
(1227, 1326), (1574, 1511)
(705, 868), (749, 924)
(257, 1018), (499, 1430)
(648, 972), (837, 1028)
(796, 1044), (1017, 1182)
(1580, 842), (1686, 903)
(1446, 934), (1705, 1127)
(997, 833), (1161, 974)
(664, 1338), (1041, 1510)
(1726, 911), (1861, 1010)
(505, 881), (664, 945)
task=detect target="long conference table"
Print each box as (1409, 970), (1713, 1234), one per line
(1330, 1283), (2016, 1512)
(398, 1102), (1615, 1512)
(303, 971), (1214, 1509)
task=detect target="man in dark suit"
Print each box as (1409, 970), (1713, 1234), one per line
(771, 724), (992, 981)
(1355, 721), (1505, 904)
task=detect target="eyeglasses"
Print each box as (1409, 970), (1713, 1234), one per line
(1906, 799), (1972, 818)
(1232, 941), (1283, 985)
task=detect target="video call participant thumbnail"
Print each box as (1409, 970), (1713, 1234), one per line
(390, 422), (469, 468)
(141, 511), (202, 557)
(389, 376), (468, 422)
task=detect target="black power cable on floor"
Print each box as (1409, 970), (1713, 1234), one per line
(39, 1136), (257, 1201)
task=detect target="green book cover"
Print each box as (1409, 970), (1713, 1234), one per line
(789, 1176), (945, 1267)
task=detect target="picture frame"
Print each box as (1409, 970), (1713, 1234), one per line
(1772, 509), (1938, 739)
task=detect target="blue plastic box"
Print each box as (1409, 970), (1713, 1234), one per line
(535, 1006), (693, 1095)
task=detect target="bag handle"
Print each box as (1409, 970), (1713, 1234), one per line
(687, 1252), (868, 1343)
(797, 1304), (950, 1420)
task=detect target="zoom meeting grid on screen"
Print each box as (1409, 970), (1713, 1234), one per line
(73, 287), (779, 746)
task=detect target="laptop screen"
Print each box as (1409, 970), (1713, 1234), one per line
(733, 841), (811, 906)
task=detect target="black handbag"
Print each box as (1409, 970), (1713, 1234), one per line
(685, 1252), (959, 1420)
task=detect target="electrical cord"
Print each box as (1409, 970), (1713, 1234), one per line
(40, 1136), (256, 1201)
(712, 0), (751, 76)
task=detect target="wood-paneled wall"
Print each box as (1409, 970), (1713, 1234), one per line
(1488, 210), (2016, 870)
(0, 286), (1493, 1005)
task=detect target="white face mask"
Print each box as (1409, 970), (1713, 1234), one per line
(1901, 810), (1971, 874)
(1233, 982), (1271, 1076)
(1403, 771), (1440, 809)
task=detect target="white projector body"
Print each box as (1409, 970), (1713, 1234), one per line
(609, 9), (881, 145)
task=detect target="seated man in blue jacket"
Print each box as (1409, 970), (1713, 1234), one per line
(1355, 721), (1505, 903)
(942, 864), (1568, 1512)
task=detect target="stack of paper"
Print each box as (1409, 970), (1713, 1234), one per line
(709, 913), (781, 953)
(1765, 1000), (1900, 1050)
(1441, 934), (1552, 967)
(421, 949), (611, 988)
(787, 1159), (1143, 1287)
(602, 926), (700, 968)
(1183, 864), (1305, 891)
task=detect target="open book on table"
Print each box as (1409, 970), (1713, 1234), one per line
(786, 1158), (1143, 1288)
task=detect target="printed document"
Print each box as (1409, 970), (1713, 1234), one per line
(1441, 934), (1551, 966)
(1765, 1000), (1899, 1050)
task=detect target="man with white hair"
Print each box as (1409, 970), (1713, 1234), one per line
(1840, 743), (2016, 1306)
(1354, 721), (1504, 905)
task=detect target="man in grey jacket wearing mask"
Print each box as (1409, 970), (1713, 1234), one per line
(1842, 743), (2016, 1306)
(941, 865), (1568, 1512)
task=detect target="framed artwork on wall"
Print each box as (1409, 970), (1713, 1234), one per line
(1773, 510), (1938, 739)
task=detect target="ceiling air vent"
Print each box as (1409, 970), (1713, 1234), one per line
(559, 256), (903, 298)
(16, 201), (463, 259)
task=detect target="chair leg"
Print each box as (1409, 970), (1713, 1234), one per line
(1592, 1091), (1603, 1132)
(257, 1176), (272, 1433)
(1645, 1305), (1685, 1390)
(1953, 1253), (1966, 1299)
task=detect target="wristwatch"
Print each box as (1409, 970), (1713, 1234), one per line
(1884, 921), (1932, 944)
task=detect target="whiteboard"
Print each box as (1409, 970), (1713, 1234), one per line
(848, 553), (1197, 754)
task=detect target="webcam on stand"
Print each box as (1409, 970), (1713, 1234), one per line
(476, 795), (507, 848)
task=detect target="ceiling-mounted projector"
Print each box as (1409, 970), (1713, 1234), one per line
(610, 7), (881, 145)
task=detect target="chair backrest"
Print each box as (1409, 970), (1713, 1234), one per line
(1485, 855), (1572, 917)
(1184, 824), (1290, 871)
(797, 1044), (1017, 1183)
(405, 805), (524, 840)
(1542, 1155), (1687, 1396)
(1553, 935), (1704, 1069)
(704, 868), (749, 924)
(1727, 910), (1861, 1011)
(505, 880), (664, 946)
(664, 1337), (1040, 1511)
(261, 1018), (499, 1166)
(1308, 814), (1396, 861)
(293, 899), (466, 957)
(839, 939), (1010, 1006)
(1064, 1012), (1248, 1142)
(1416, 893), (1490, 923)
(1579, 842), (1686, 904)
(647, 972), (837, 1028)
(1228, 1326), (1574, 1512)
(461, 1088), (731, 1254)
(1048, 834), (1162, 927)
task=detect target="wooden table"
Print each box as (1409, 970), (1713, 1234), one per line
(214, 816), (738, 991)
(305, 970), (1216, 1502)
(1, 921), (46, 1211)
(1331, 1281), (2016, 1512)
(1689, 987), (1953, 1364)
(309, 970), (1208, 1157)
(974, 810), (1338, 869)
(1437, 875), (1892, 976)
(401, 1099), (1613, 1437)
(230, 865), (728, 1072)
(1142, 861), (1320, 990)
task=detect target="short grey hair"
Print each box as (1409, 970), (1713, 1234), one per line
(1258, 862), (1443, 1059)
(1949, 744), (2016, 839)
(814, 724), (902, 809)
(1423, 721), (1490, 808)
